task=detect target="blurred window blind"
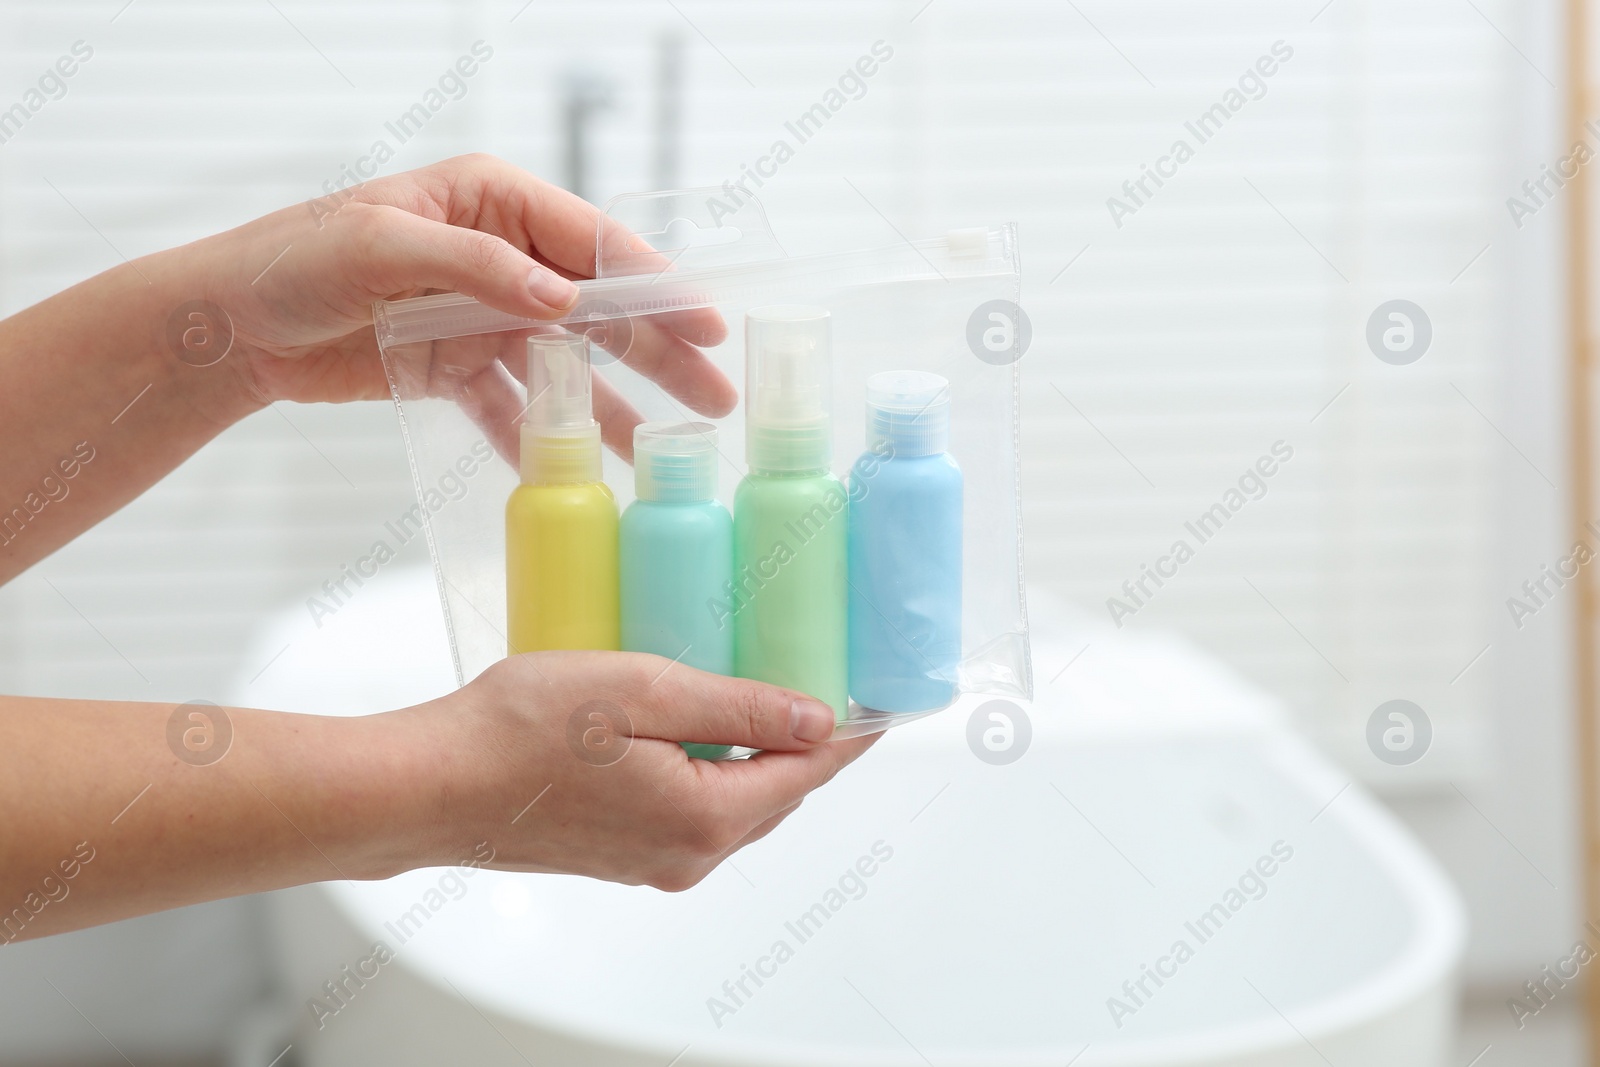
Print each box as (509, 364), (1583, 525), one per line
(0, 0), (1513, 780)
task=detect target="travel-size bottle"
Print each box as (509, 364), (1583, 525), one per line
(732, 306), (849, 719)
(620, 421), (734, 759)
(848, 371), (962, 712)
(506, 333), (619, 654)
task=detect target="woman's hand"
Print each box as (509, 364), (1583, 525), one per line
(0, 153), (728, 574)
(190, 153), (732, 459)
(0, 658), (877, 940)
(396, 653), (876, 891)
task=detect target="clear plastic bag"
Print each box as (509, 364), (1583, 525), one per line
(373, 189), (1030, 739)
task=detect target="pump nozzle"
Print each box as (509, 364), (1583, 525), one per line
(745, 305), (831, 472)
(523, 333), (601, 484)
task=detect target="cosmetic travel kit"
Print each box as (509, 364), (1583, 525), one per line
(373, 188), (1029, 743)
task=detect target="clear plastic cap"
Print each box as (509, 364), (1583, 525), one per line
(634, 422), (718, 503)
(522, 332), (601, 484)
(745, 305), (831, 472)
(866, 370), (951, 456)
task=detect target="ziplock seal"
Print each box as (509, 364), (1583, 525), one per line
(374, 226), (1018, 346)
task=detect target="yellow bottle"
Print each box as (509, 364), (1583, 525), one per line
(506, 333), (619, 654)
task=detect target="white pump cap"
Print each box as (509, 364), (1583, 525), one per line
(522, 332), (601, 484)
(745, 305), (831, 472)
(866, 370), (951, 456)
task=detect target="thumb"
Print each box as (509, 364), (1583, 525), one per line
(341, 204), (580, 318)
(627, 660), (839, 751)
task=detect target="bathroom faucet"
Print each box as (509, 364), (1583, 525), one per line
(560, 67), (615, 203)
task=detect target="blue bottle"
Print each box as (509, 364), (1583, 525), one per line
(848, 372), (962, 713)
(620, 421), (734, 759)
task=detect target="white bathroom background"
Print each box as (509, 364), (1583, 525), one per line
(0, 0), (1576, 1061)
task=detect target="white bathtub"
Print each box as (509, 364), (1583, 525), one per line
(235, 569), (1464, 1066)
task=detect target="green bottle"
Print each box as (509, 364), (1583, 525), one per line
(732, 306), (848, 720)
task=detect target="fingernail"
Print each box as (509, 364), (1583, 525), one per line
(528, 264), (578, 311)
(789, 699), (835, 743)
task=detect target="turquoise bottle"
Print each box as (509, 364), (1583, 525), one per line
(732, 306), (849, 720)
(848, 371), (962, 712)
(620, 421), (734, 759)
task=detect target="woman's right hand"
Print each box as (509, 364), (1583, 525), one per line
(391, 652), (878, 891)
(180, 153), (731, 465)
